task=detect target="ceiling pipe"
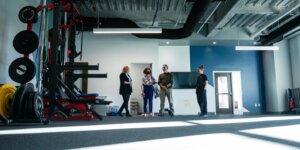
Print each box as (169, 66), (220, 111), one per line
(78, 0), (212, 39)
(257, 15), (300, 46)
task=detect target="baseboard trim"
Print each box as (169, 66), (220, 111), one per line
(243, 112), (265, 115)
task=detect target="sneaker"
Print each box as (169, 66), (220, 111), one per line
(142, 113), (147, 117)
(126, 114), (132, 117)
(149, 113), (154, 117)
(203, 114), (208, 117)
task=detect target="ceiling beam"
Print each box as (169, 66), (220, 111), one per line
(251, 0), (300, 38)
(204, 0), (240, 37)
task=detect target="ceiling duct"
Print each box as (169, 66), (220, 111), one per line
(257, 15), (300, 46)
(135, 0), (212, 39)
(78, 0), (213, 39)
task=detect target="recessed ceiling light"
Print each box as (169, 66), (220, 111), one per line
(213, 41), (217, 45)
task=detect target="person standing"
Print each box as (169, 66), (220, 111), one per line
(118, 66), (132, 117)
(141, 68), (156, 117)
(158, 64), (174, 116)
(196, 65), (208, 117)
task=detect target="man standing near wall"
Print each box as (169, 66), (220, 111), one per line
(158, 64), (174, 116)
(196, 65), (208, 117)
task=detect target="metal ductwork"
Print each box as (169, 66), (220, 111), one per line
(79, 0), (212, 39)
(80, 17), (140, 31)
(257, 15), (300, 46)
(135, 0), (212, 39)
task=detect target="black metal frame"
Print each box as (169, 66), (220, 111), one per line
(46, 0), (110, 121)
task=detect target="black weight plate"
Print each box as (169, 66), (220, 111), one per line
(13, 30), (38, 54)
(18, 6), (38, 24)
(9, 57), (36, 84)
(22, 91), (31, 119)
(33, 92), (44, 120)
(27, 92), (35, 119)
(17, 83), (34, 119)
(11, 85), (25, 120)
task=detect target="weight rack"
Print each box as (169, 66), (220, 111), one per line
(45, 0), (111, 121)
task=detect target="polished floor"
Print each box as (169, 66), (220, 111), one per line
(0, 114), (300, 150)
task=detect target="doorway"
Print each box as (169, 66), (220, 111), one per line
(214, 73), (233, 114)
(130, 63), (152, 114)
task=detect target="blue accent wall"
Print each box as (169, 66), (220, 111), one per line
(190, 46), (265, 112)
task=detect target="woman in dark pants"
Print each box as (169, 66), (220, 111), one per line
(118, 66), (132, 117)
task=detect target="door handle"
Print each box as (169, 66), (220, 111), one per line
(216, 93), (233, 95)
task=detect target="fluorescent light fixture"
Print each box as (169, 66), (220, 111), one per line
(235, 46), (279, 51)
(93, 28), (162, 34)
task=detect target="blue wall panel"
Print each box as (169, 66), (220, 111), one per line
(190, 46), (265, 112)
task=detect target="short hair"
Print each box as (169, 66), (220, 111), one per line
(163, 64), (168, 69)
(143, 68), (152, 74)
(198, 65), (204, 70)
(122, 66), (129, 73)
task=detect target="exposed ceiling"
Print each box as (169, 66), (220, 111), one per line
(73, 0), (193, 29)
(72, 0), (300, 44)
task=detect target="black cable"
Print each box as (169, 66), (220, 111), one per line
(151, 0), (160, 26)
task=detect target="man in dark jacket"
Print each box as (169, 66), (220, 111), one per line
(196, 65), (208, 117)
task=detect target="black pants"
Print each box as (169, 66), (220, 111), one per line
(196, 90), (207, 115)
(118, 94), (130, 115)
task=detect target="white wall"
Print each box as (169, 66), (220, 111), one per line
(263, 51), (278, 112)
(288, 35), (300, 88)
(80, 33), (159, 108)
(0, 0), (35, 84)
(263, 40), (292, 112)
(158, 46), (190, 72)
(274, 40), (292, 112)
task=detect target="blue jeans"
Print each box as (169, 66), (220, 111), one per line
(143, 85), (153, 113)
(197, 90), (207, 115)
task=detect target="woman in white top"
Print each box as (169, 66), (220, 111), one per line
(141, 68), (156, 116)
